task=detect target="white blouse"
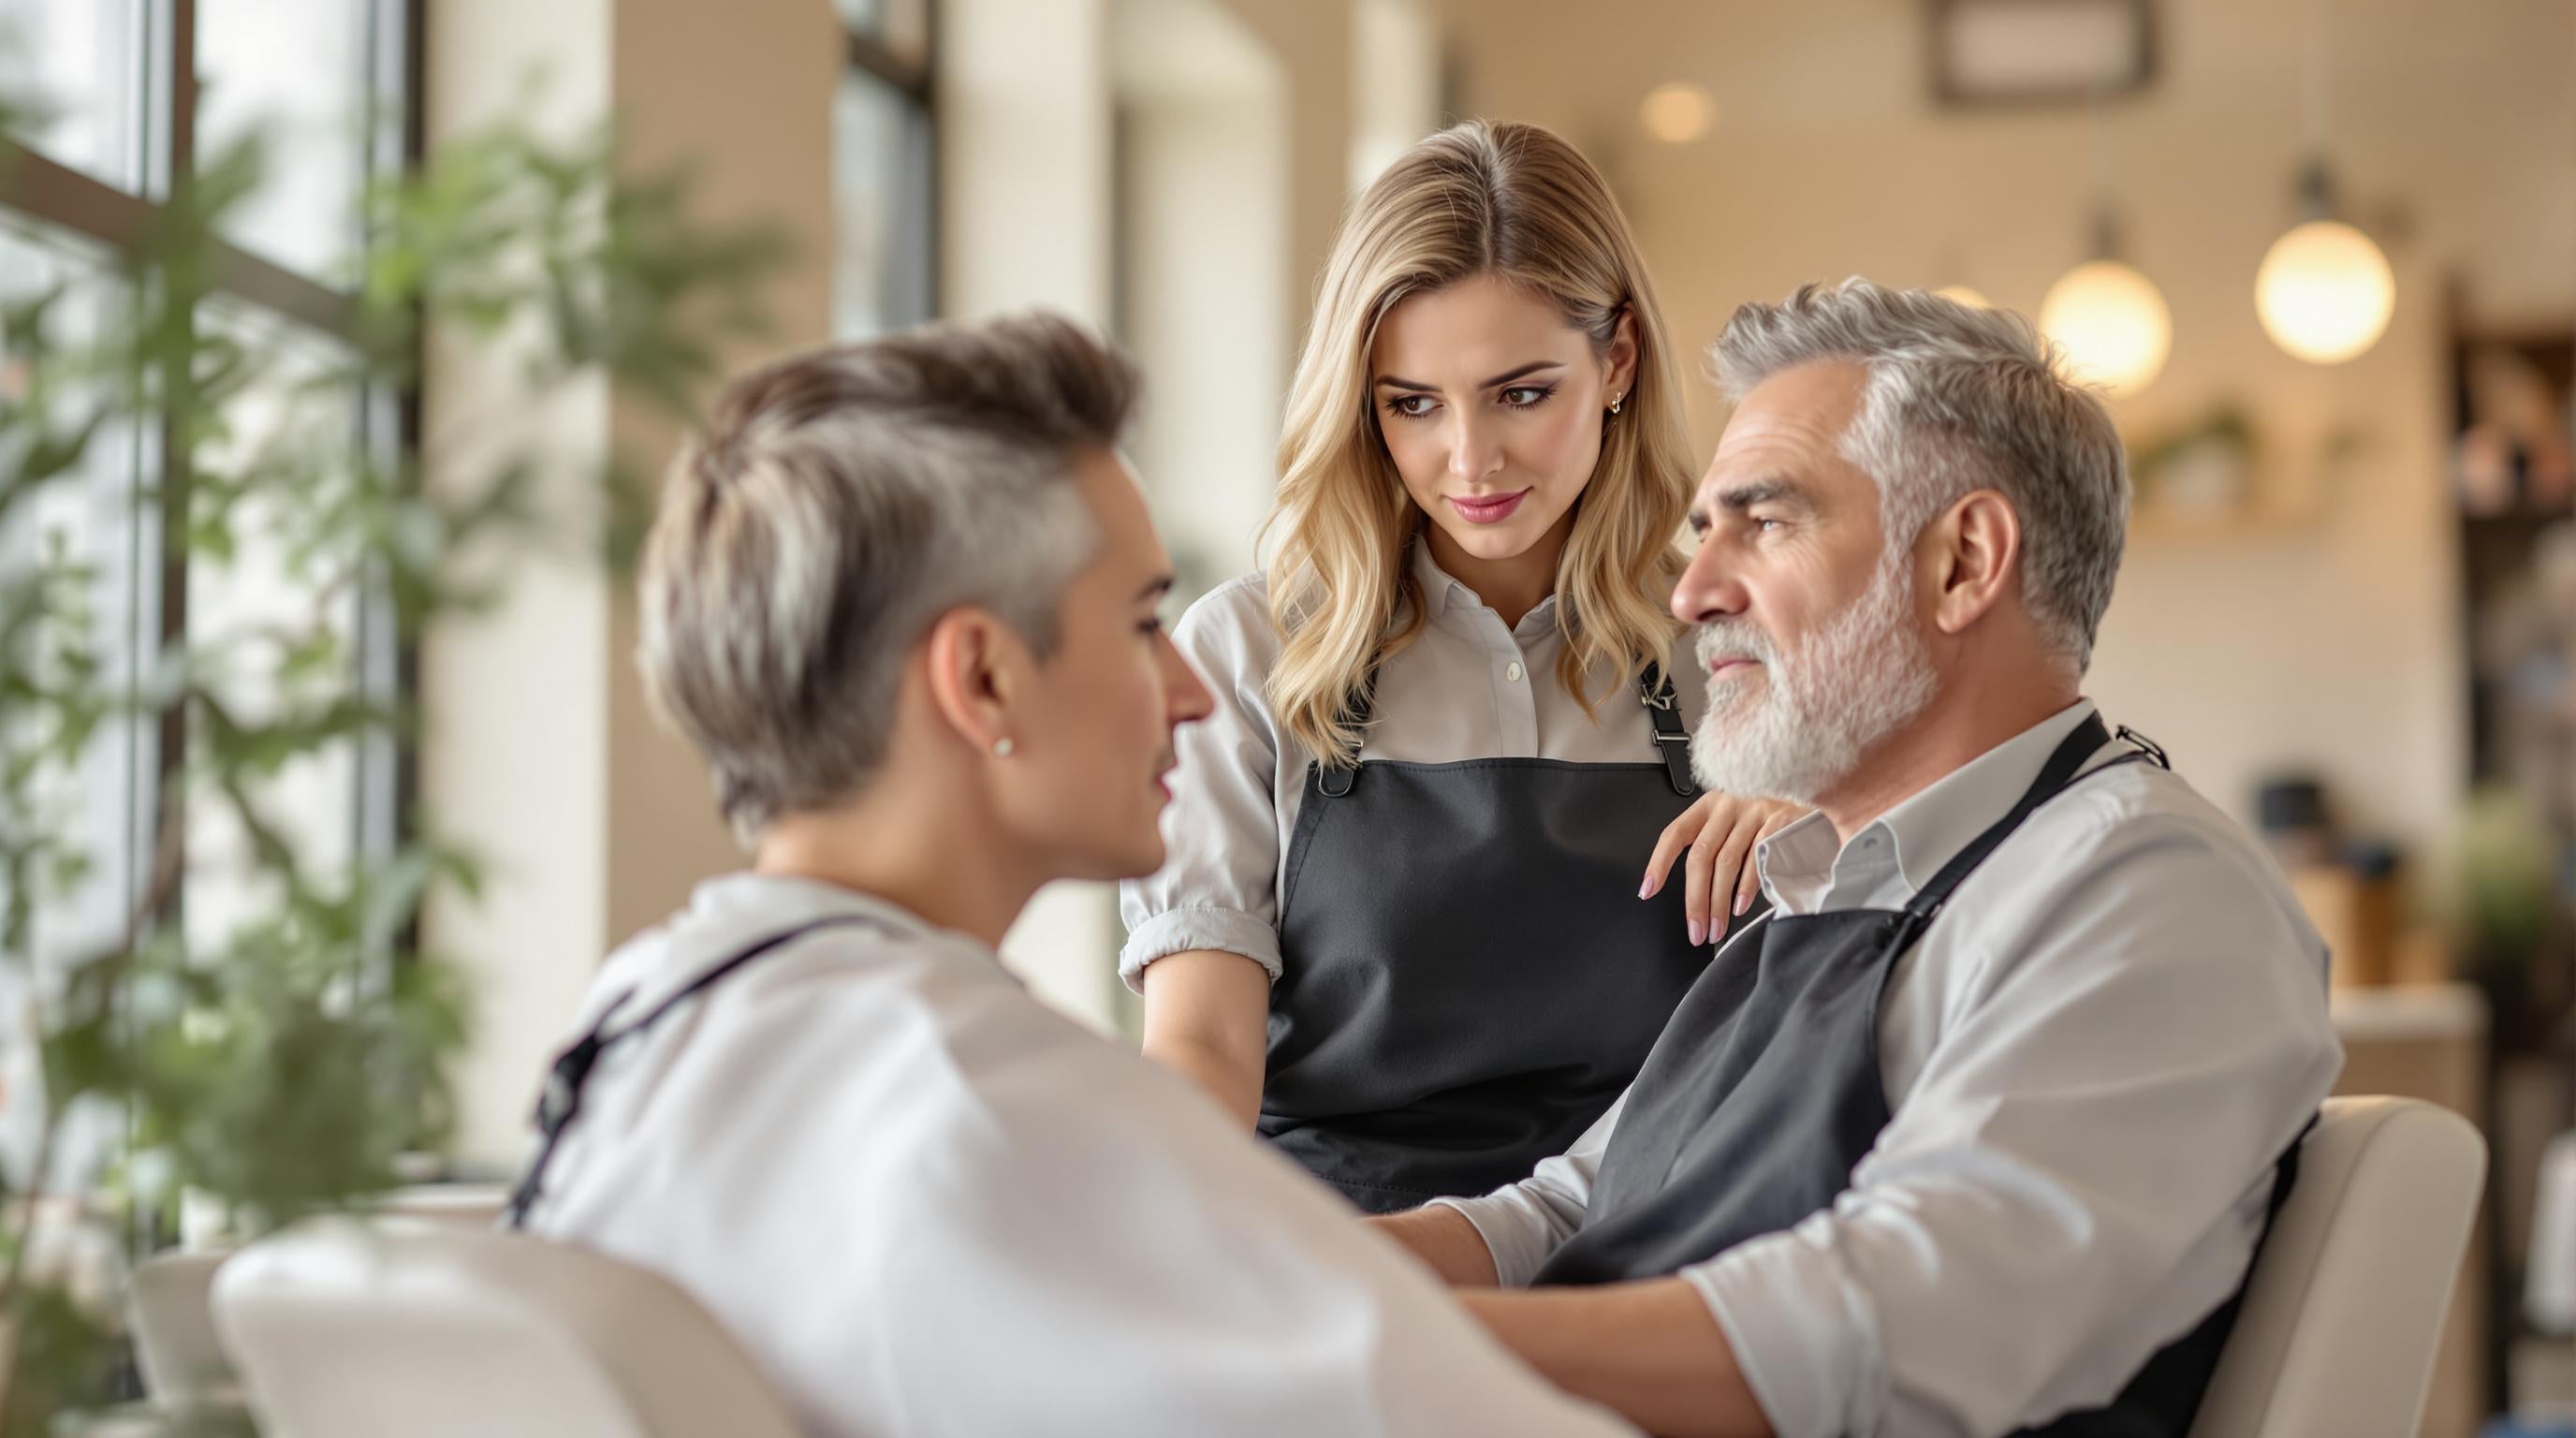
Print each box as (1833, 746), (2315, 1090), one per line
(1118, 540), (1706, 989)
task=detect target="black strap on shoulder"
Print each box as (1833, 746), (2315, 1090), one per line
(1882, 715), (2170, 955)
(2267, 1113), (2312, 1220)
(503, 913), (883, 1228)
(1317, 666), (1696, 800)
(1640, 667), (1698, 798)
(1316, 675), (1378, 798)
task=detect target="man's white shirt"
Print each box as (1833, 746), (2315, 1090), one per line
(1432, 701), (2345, 1438)
(519, 872), (1635, 1438)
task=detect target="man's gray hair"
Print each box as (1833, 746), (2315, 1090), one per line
(1710, 278), (2129, 671)
(637, 313), (1136, 845)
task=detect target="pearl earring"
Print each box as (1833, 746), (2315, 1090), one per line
(992, 738), (1016, 758)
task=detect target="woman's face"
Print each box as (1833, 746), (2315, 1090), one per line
(1369, 273), (1636, 575)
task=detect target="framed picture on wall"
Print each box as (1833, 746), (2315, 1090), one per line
(1927, 0), (2157, 108)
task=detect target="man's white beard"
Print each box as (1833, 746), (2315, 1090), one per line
(1690, 547), (1939, 804)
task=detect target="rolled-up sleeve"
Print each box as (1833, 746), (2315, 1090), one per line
(1676, 810), (2343, 1438)
(1119, 578), (1289, 991)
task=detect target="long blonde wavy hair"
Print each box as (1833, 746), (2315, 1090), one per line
(1263, 119), (1696, 768)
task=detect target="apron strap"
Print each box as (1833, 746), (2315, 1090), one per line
(1884, 714), (2170, 954)
(1316, 673), (1380, 798)
(503, 913), (885, 1228)
(1319, 667), (1696, 800)
(1640, 668), (1699, 798)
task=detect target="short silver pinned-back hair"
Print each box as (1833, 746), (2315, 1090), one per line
(1710, 278), (2130, 672)
(637, 313), (1137, 845)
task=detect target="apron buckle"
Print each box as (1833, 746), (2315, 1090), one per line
(2114, 724), (2172, 770)
(535, 1031), (608, 1136)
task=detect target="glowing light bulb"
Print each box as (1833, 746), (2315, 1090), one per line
(1639, 82), (1717, 145)
(2255, 219), (2394, 364)
(2040, 259), (2172, 396)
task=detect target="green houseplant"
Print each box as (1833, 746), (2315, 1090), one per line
(0, 86), (783, 1432)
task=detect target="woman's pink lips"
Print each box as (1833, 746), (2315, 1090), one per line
(1448, 489), (1530, 524)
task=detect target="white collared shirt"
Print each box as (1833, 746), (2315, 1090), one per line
(1430, 701), (2345, 1438)
(1119, 541), (1705, 989)
(520, 873), (1636, 1438)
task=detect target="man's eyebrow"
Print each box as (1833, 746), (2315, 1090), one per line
(1711, 478), (1812, 513)
(1688, 477), (1815, 531)
(1371, 360), (1567, 392)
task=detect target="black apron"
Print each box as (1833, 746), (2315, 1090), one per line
(1257, 668), (1722, 1214)
(1531, 715), (2303, 1438)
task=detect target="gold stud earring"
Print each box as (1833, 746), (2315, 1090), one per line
(1608, 392), (1624, 416)
(992, 738), (1016, 758)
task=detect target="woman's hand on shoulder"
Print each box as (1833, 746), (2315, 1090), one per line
(1640, 790), (1808, 946)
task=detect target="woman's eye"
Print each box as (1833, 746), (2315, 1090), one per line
(1136, 615), (1166, 637)
(1500, 385), (1555, 409)
(1383, 394), (1438, 420)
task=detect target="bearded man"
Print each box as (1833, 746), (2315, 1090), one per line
(1371, 280), (2344, 1438)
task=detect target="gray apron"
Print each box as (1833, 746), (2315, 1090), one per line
(1258, 669), (1725, 1213)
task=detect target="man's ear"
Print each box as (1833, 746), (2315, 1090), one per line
(1924, 489), (2022, 638)
(1604, 306), (1641, 402)
(921, 607), (1029, 756)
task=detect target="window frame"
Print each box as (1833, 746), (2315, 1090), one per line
(847, 7), (934, 98)
(0, 0), (420, 946)
(843, 1), (940, 333)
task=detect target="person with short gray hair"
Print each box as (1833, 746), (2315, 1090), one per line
(636, 315), (1120, 844)
(513, 313), (1637, 1438)
(1376, 281), (2341, 1438)
(1707, 279), (2128, 675)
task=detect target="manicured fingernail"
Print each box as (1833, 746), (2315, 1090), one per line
(1639, 876), (1654, 899)
(1734, 892), (1751, 917)
(1688, 919), (1706, 946)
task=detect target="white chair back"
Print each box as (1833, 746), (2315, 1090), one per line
(129, 1250), (240, 1408)
(212, 1218), (804, 1438)
(2191, 1095), (2487, 1438)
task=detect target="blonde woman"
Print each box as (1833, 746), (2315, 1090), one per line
(1120, 121), (1800, 1213)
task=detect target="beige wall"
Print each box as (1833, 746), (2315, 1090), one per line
(604, 0), (842, 947)
(420, 0), (616, 1170)
(940, 0), (1116, 327)
(1430, 0), (2576, 852)
(1116, 0), (1292, 585)
(1348, 0), (1442, 191)
(424, 0), (840, 1166)
(1210, 0), (1356, 338)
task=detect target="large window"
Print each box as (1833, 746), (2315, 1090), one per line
(0, 0), (415, 1176)
(836, 0), (935, 339)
